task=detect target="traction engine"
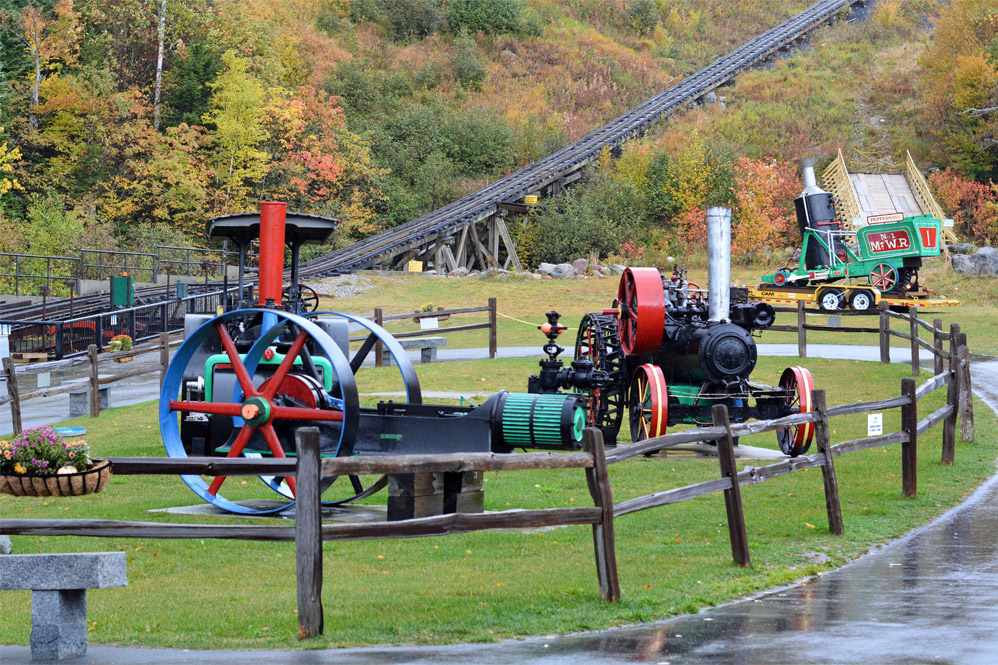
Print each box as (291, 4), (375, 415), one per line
(162, 203), (585, 515)
(533, 208), (816, 456)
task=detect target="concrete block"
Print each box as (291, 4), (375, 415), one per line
(31, 589), (88, 660)
(69, 387), (109, 417)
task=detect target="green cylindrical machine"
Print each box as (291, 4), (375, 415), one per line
(493, 392), (586, 451)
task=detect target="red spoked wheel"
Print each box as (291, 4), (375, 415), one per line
(617, 267), (665, 355)
(161, 310), (361, 515)
(628, 364), (668, 442)
(773, 270), (789, 287)
(869, 263), (898, 292)
(776, 366), (815, 456)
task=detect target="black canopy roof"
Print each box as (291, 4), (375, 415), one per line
(207, 211), (338, 246)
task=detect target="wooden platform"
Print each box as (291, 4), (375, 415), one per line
(851, 173), (924, 219)
(10, 352), (49, 364)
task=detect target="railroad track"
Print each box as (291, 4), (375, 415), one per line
(300, 0), (860, 278)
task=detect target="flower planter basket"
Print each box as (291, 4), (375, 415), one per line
(0, 459), (111, 497)
(113, 355), (135, 364)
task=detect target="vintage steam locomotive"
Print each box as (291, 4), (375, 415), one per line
(162, 202), (585, 515)
(530, 208), (816, 455)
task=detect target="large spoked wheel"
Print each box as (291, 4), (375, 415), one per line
(617, 267), (665, 355)
(776, 366), (815, 457)
(162, 309), (359, 514)
(628, 364), (668, 442)
(869, 263), (898, 292)
(574, 313), (625, 444)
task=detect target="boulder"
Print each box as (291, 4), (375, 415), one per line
(609, 264), (627, 275)
(551, 263), (577, 279)
(536, 262), (556, 275)
(449, 267), (469, 277)
(571, 258), (589, 273)
(949, 242), (975, 255)
(951, 247), (998, 275)
(0, 535), (11, 555)
(598, 266), (611, 275)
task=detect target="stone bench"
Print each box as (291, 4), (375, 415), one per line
(382, 336), (447, 365)
(0, 552), (127, 660)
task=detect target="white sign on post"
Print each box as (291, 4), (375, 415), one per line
(868, 413), (883, 437)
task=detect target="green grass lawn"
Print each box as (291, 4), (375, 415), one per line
(1, 351), (994, 649)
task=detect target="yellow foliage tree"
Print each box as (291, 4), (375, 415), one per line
(661, 129), (715, 216)
(0, 113), (23, 200)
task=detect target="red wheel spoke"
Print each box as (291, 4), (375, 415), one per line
(170, 401), (243, 417)
(262, 330), (309, 400)
(215, 322), (259, 399)
(271, 405), (344, 422)
(207, 425), (256, 496)
(260, 423), (296, 496)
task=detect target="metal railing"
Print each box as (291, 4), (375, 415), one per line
(2, 285), (248, 360)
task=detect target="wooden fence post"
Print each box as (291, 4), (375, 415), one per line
(879, 301), (890, 364)
(900, 377), (917, 496)
(956, 332), (974, 443)
(948, 323), (960, 364)
(2, 357), (22, 435)
(159, 332), (170, 386)
(797, 300), (806, 359)
(932, 318), (943, 376)
(582, 428), (620, 602)
(374, 308), (384, 368)
(942, 342), (960, 465)
(295, 427), (324, 639)
(88, 344), (100, 417)
(488, 297), (498, 360)
(712, 405), (749, 567)
(811, 390), (843, 534)
(908, 306), (919, 376)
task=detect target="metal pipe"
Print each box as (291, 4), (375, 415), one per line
(258, 201), (287, 307)
(796, 157), (824, 196)
(706, 206), (732, 322)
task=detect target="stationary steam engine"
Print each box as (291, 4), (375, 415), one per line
(533, 208), (817, 456)
(162, 202), (585, 515)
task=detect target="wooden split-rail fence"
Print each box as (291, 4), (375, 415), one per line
(2, 333), (178, 434)
(0, 307), (978, 638)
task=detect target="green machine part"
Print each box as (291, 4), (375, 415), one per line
(203, 351), (334, 401)
(110, 275), (134, 307)
(497, 393), (586, 451)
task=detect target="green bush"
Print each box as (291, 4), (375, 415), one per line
(627, 0), (660, 35)
(380, 0), (446, 41)
(451, 31), (488, 91)
(446, 0), (523, 36)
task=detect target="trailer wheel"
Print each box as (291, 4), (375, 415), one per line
(869, 263), (898, 291)
(848, 289), (874, 311)
(818, 288), (843, 311)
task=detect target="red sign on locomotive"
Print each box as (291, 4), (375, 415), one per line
(867, 229), (911, 253)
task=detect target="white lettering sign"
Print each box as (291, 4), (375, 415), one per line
(868, 413), (883, 437)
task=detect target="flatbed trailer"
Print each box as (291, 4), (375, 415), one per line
(748, 284), (960, 311)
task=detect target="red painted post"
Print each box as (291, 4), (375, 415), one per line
(257, 202), (287, 307)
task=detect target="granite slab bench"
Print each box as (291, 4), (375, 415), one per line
(382, 336), (447, 365)
(0, 552), (127, 660)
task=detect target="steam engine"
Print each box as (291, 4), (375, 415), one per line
(531, 208), (816, 456)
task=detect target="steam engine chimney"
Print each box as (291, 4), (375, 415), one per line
(794, 158), (843, 270)
(706, 206), (732, 322)
(258, 201), (287, 307)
